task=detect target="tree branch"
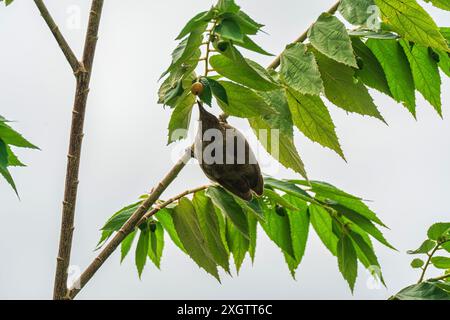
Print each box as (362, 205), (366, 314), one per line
(66, 0), (343, 300)
(33, 0), (83, 74)
(137, 184), (210, 227)
(266, 0), (341, 70)
(53, 0), (105, 300)
(66, 147), (193, 299)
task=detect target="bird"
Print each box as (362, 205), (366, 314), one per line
(194, 101), (264, 201)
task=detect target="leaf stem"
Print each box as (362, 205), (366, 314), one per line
(52, 0), (105, 300)
(418, 243), (440, 283)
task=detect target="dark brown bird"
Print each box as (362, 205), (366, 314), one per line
(194, 101), (264, 201)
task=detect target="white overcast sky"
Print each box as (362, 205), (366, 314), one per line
(0, 1), (449, 299)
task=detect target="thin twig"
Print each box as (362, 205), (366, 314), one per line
(137, 185), (210, 226)
(66, 147), (194, 299)
(418, 244), (440, 284)
(53, 0), (105, 300)
(33, 0), (83, 74)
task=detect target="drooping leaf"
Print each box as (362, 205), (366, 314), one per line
(283, 195), (310, 278)
(192, 191), (230, 273)
(0, 122), (39, 149)
(167, 91), (196, 144)
(121, 230), (137, 263)
(349, 230), (383, 284)
(0, 139), (8, 169)
(400, 40), (442, 116)
(135, 229), (149, 278)
(216, 81), (274, 117)
(367, 38), (417, 115)
(337, 234), (358, 292)
(226, 217), (249, 273)
(312, 48), (385, 121)
(155, 208), (186, 252)
(309, 204), (338, 255)
(147, 222), (164, 269)
(351, 37), (392, 96)
(285, 90), (344, 159)
(339, 0), (376, 25)
(6, 145), (25, 167)
(280, 43), (324, 96)
(308, 13), (358, 67)
(207, 77), (228, 104)
(206, 186), (249, 239)
(374, 0), (448, 52)
(0, 165), (17, 195)
(172, 198), (220, 280)
(235, 35), (273, 56)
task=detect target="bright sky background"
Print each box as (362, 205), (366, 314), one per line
(0, 1), (449, 299)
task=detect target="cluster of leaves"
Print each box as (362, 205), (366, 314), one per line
(391, 222), (450, 300)
(0, 116), (38, 195)
(99, 176), (393, 291)
(158, 0), (450, 179)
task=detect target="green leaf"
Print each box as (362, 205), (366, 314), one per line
(216, 81), (274, 117)
(120, 230), (136, 263)
(207, 78), (228, 104)
(312, 48), (384, 121)
(339, 0), (375, 25)
(147, 222), (164, 269)
(260, 201), (295, 259)
(431, 257), (450, 269)
(249, 118), (307, 178)
(400, 41), (442, 116)
(411, 258), (425, 268)
(172, 198), (220, 280)
(0, 122), (39, 149)
(192, 191), (230, 273)
(155, 208), (186, 252)
(209, 49), (279, 91)
(407, 239), (436, 254)
(101, 201), (142, 231)
(135, 230), (149, 278)
(337, 234), (358, 292)
(351, 37), (392, 96)
(263, 188), (298, 211)
(167, 91), (196, 144)
(6, 145), (25, 167)
(374, 0), (448, 52)
(176, 10), (213, 40)
(233, 11), (263, 35)
(235, 35), (273, 56)
(206, 186), (249, 239)
(226, 217), (249, 273)
(349, 230), (383, 283)
(217, 0), (240, 14)
(428, 223), (450, 241)
(198, 77), (212, 106)
(309, 204), (338, 255)
(216, 18), (244, 43)
(247, 211), (258, 262)
(264, 177), (313, 203)
(0, 165), (18, 196)
(348, 29), (399, 39)
(423, 0), (450, 10)
(308, 13), (358, 67)
(442, 242), (450, 253)
(366, 39), (416, 116)
(284, 195), (310, 278)
(285, 90), (344, 159)
(280, 43), (324, 96)
(161, 25), (206, 79)
(437, 49), (450, 77)
(0, 139), (8, 169)
(335, 205), (395, 250)
(392, 281), (450, 300)
(291, 180), (361, 200)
